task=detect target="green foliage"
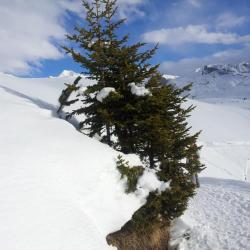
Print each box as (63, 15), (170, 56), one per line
(60, 0), (205, 231)
(116, 155), (144, 193)
(57, 76), (82, 114)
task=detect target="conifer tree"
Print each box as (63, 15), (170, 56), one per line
(61, 0), (204, 247)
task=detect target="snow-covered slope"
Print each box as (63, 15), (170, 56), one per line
(187, 98), (250, 181)
(163, 63), (250, 249)
(172, 178), (250, 250)
(0, 73), (142, 250)
(0, 71), (249, 249)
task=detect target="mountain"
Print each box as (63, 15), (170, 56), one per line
(200, 62), (250, 75)
(164, 62), (250, 99)
(0, 71), (249, 250)
(54, 69), (82, 78)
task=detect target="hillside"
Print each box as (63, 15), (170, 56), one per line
(0, 72), (249, 249)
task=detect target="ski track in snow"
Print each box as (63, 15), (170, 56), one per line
(183, 178), (250, 250)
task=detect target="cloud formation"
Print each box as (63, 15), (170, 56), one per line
(117, 0), (146, 19)
(0, 0), (145, 74)
(0, 0), (83, 74)
(187, 0), (202, 8)
(216, 12), (247, 30)
(142, 25), (250, 46)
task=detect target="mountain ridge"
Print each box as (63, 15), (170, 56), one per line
(164, 62), (250, 99)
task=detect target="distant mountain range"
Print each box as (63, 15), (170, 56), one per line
(163, 62), (250, 99)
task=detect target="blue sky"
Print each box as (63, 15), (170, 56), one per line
(0, 0), (250, 77)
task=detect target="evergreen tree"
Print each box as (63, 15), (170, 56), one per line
(61, 0), (205, 245)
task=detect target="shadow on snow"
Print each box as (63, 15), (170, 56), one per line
(0, 85), (80, 130)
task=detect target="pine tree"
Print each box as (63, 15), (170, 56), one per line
(61, 0), (205, 247)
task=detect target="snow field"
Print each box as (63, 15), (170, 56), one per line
(181, 178), (250, 250)
(0, 71), (250, 249)
(0, 84), (141, 249)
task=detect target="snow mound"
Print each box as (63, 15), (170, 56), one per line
(163, 74), (179, 80)
(96, 87), (116, 102)
(136, 170), (170, 200)
(57, 70), (81, 78)
(129, 82), (151, 96)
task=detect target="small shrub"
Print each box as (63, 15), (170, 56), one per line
(116, 155), (144, 193)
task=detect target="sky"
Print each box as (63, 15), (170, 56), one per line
(0, 0), (250, 77)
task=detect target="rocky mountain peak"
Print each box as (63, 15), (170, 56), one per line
(199, 62), (250, 76)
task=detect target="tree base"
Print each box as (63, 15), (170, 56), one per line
(106, 220), (169, 250)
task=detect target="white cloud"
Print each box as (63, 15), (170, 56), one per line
(0, 0), (146, 74)
(187, 0), (202, 8)
(142, 25), (250, 46)
(160, 44), (250, 76)
(0, 0), (82, 74)
(216, 12), (247, 30)
(117, 0), (146, 19)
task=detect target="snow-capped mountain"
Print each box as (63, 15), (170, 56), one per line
(199, 62), (250, 75)
(164, 62), (250, 99)
(56, 69), (82, 78)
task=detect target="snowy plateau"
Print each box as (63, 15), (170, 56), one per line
(0, 66), (250, 250)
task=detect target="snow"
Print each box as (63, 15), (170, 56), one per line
(0, 74), (141, 250)
(136, 170), (170, 200)
(56, 69), (82, 78)
(184, 98), (250, 182)
(128, 82), (151, 96)
(178, 178), (250, 250)
(96, 87), (116, 102)
(0, 70), (250, 250)
(164, 62), (250, 249)
(195, 67), (201, 73)
(163, 74), (179, 80)
(172, 62), (250, 99)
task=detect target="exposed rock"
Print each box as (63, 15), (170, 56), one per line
(106, 220), (169, 250)
(201, 62), (250, 76)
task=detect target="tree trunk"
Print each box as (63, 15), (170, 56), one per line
(149, 144), (155, 169)
(106, 124), (111, 146)
(195, 173), (200, 188)
(117, 127), (134, 154)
